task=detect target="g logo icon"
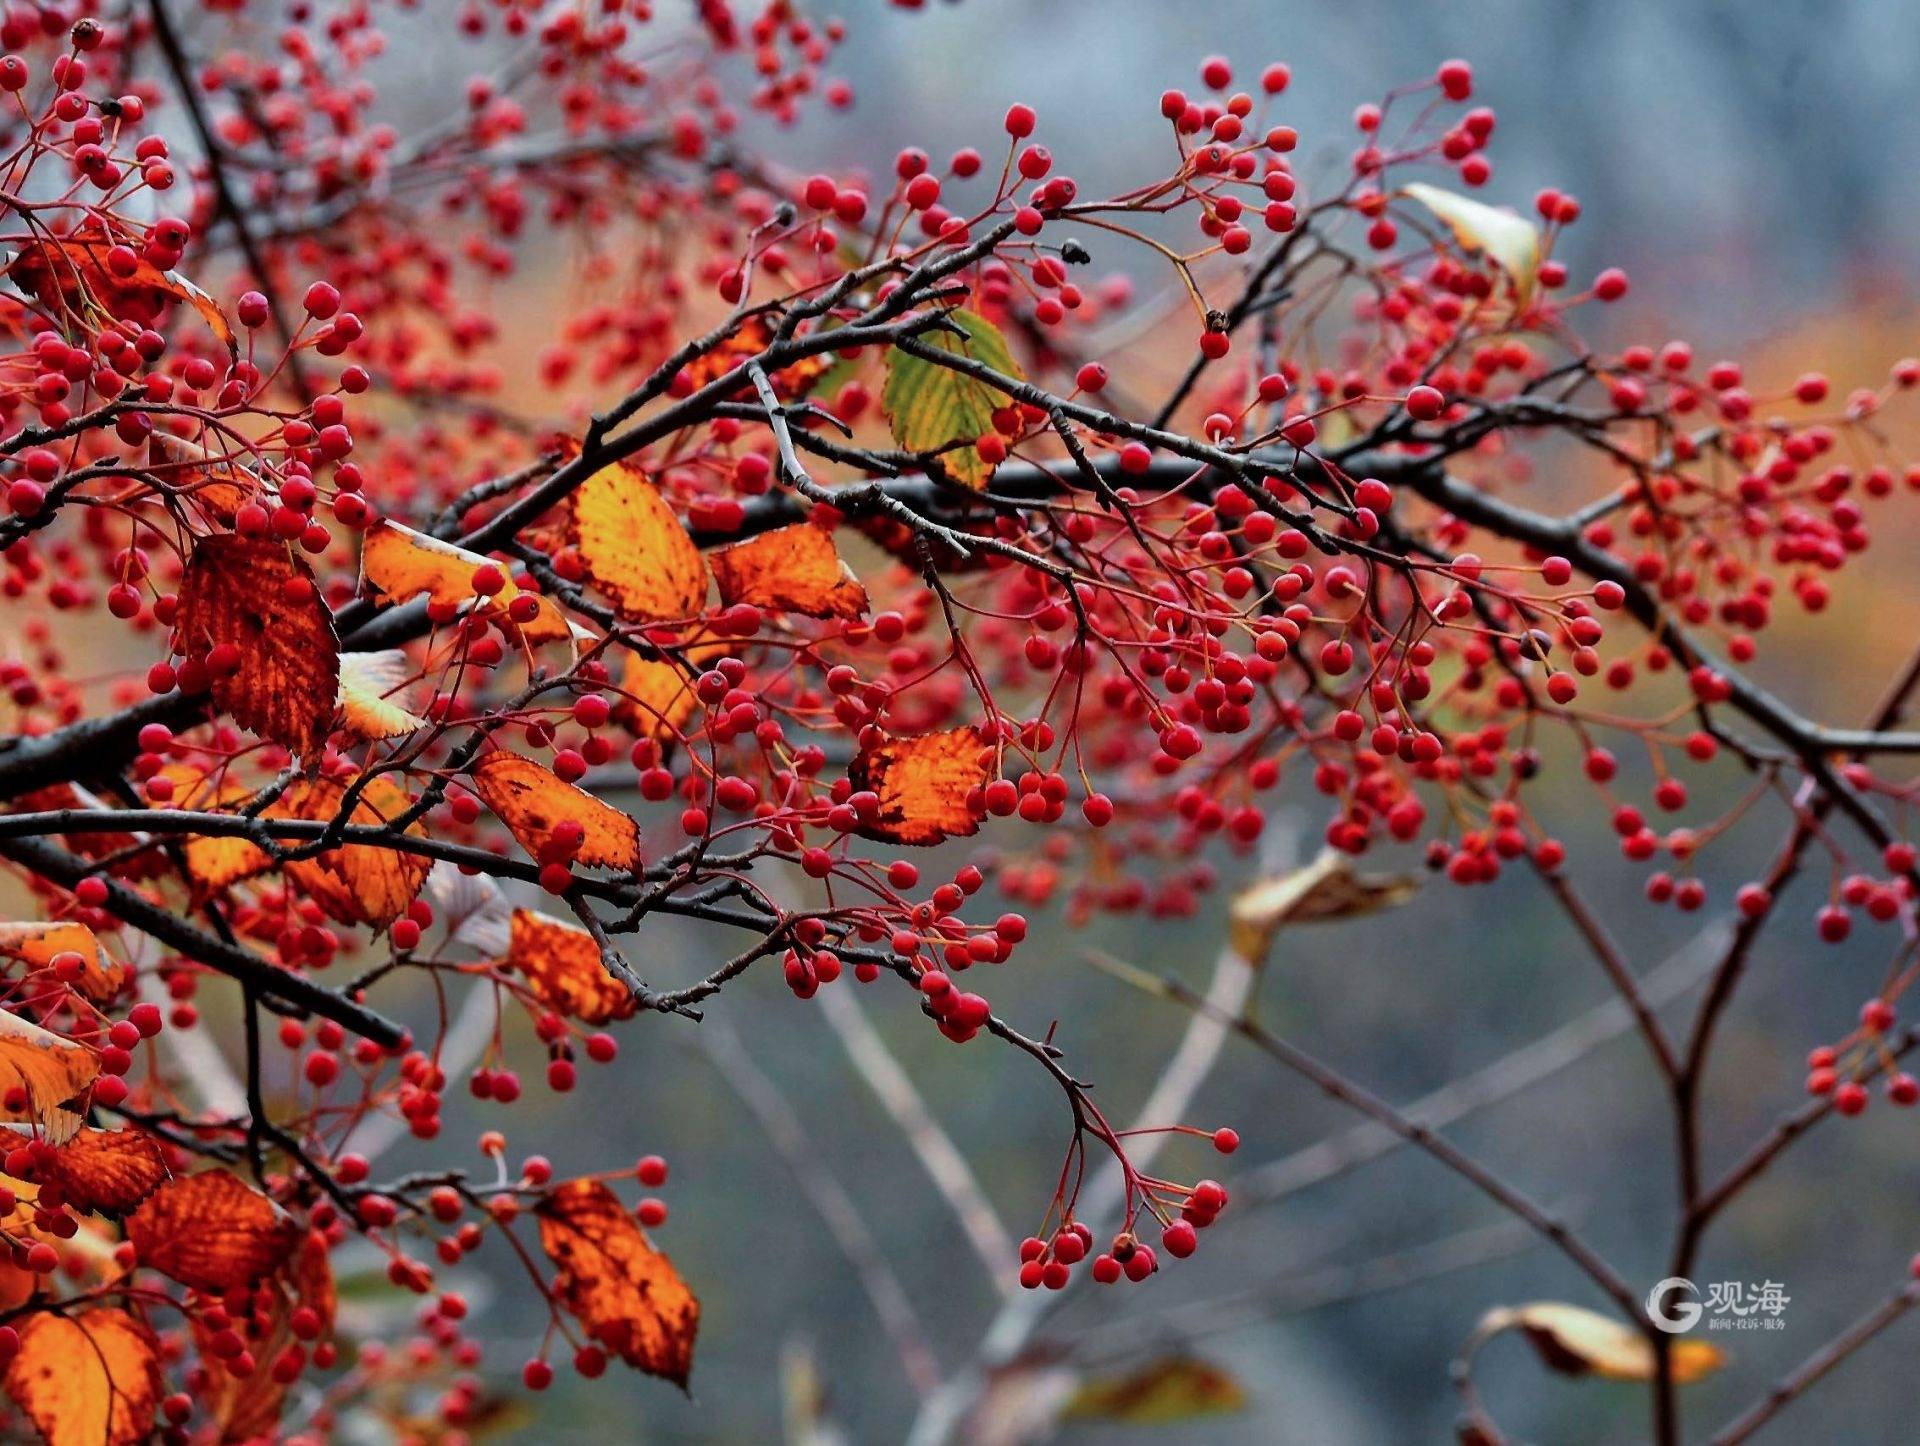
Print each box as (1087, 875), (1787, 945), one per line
(1647, 1277), (1703, 1333)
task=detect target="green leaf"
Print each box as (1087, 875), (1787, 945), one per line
(1063, 1356), (1248, 1424)
(881, 308), (1024, 488)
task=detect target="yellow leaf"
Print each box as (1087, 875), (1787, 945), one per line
(360, 519), (571, 645)
(0, 1008), (98, 1138)
(1228, 847), (1418, 964)
(1401, 183), (1543, 302)
(1475, 1302), (1726, 1385)
(567, 449), (709, 623)
(1065, 1356), (1247, 1424)
(0, 920), (126, 1004)
(3, 1308), (162, 1446)
(336, 649), (429, 740)
(881, 308), (1024, 488)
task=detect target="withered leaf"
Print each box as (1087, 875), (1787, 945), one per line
(0, 1008), (98, 1138)
(1474, 1302), (1725, 1385)
(177, 535), (339, 762)
(847, 726), (990, 846)
(1064, 1356), (1248, 1424)
(708, 522), (868, 619)
(537, 1179), (699, 1388)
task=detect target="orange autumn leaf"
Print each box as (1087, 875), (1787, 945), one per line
(359, 519), (572, 645)
(708, 522), (869, 620)
(42, 1127), (170, 1215)
(537, 1179), (699, 1388)
(0, 919), (126, 1004)
(279, 774), (432, 931)
(127, 1171), (300, 1292)
(847, 725), (990, 846)
(177, 535), (340, 762)
(507, 909), (635, 1025)
(567, 450), (708, 623)
(470, 751), (641, 871)
(9, 219), (235, 353)
(0, 1007), (98, 1137)
(676, 316), (831, 400)
(197, 1230), (335, 1442)
(615, 629), (725, 744)
(4, 1307), (162, 1446)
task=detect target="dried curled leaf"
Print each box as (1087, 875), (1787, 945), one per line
(196, 1229), (335, 1442)
(127, 1171), (300, 1292)
(1064, 1356), (1248, 1424)
(177, 535), (340, 761)
(471, 750), (642, 871)
(847, 726), (990, 846)
(538, 1179), (699, 1388)
(4, 1308), (162, 1446)
(881, 307), (1025, 488)
(426, 861), (512, 957)
(0, 1008), (98, 1137)
(1475, 1302), (1726, 1385)
(43, 1127), (170, 1215)
(360, 519), (571, 645)
(9, 220), (235, 353)
(0, 919), (126, 1004)
(1401, 183), (1543, 302)
(568, 451), (708, 623)
(279, 774), (433, 931)
(337, 650), (429, 740)
(1228, 847), (1418, 964)
(508, 908), (635, 1025)
(708, 522), (868, 619)
(148, 430), (265, 527)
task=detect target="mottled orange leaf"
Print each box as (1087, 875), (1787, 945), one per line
(508, 909), (635, 1025)
(43, 1127), (170, 1215)
(0, 1008), (97, 1137)
(9, 220), (234, 353)
(847, 726), (990, 846)
(360, 519), (571, 645)
(537, 1179), (699, 1388)
(708, 522), (868, 619)
(567, 451), (708, 622)
(197, 1229), (334, 1442)
(177, 535), (340, 762)
(127, 1171), (300, 1291)
(336, 650), (428, 740)
(0, 920), (126, 1004)
(470, 751), (641, 871)
(4, 1308), (162, 1446)
(279, 774), (432, 931)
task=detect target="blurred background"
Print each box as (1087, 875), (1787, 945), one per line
(53, 0), (1920, 1441)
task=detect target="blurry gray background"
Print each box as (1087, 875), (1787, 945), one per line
(348, 2), (1920, 1441)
